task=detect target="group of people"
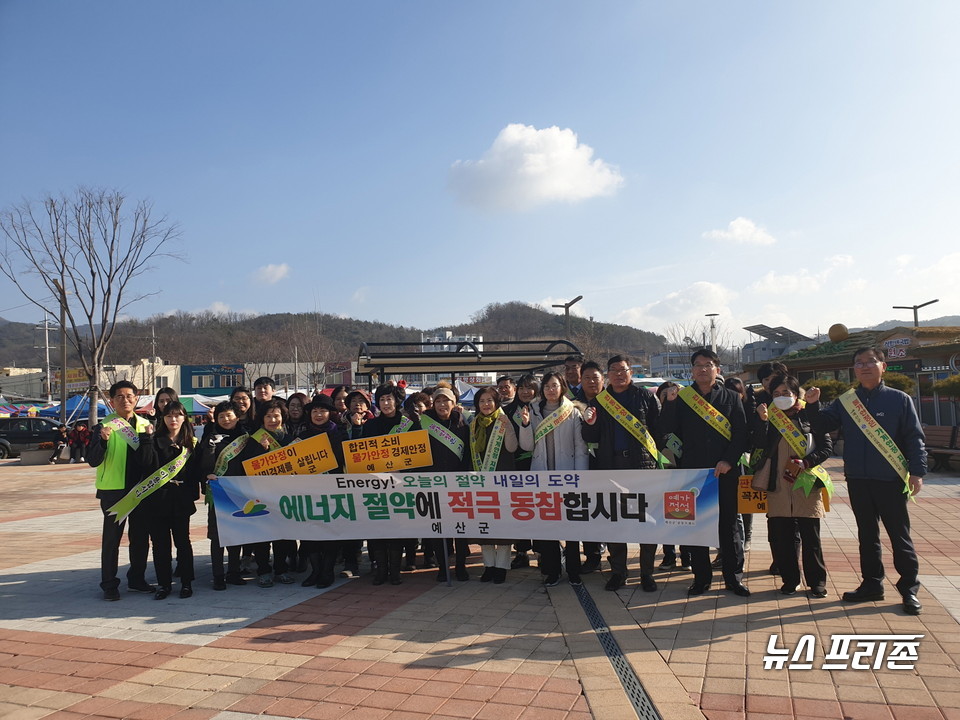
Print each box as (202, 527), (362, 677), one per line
(89, 346), (926, 616)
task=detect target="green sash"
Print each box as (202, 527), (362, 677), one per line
(420, 415), (465, 459)
(104, 415), (142, 450)
(390, 416), (414, 434)
(678, 386), (732, 441)
(533, 399), (575, 444)
(108, 447), (189, 523)
(767, 405), (834, 498)
(214, 434), (249, 476)
(596, 389), (665, 466)
(838, 388), (912, 499)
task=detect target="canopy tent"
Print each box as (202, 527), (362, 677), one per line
(37, 395), (111, 421)
(136, 394), (213, 416)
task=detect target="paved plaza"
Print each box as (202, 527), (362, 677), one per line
(0, 457), (958, 720)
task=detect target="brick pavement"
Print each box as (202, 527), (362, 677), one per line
(0, 458), (957, 719)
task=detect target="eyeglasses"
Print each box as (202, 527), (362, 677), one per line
(113, 394), (137, 401)
(692, 363), (716, 370)
(853, 360), (881, 369)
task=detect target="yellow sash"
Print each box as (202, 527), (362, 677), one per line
(838, 388), (912, 498)
(595, 389), (663, 465)
(533, 399), (575, 444)
(420, 415), (465, 459)
(678, 386), (732, 441)
(251, 428), (281, 451)
(767, 405), (834, 498)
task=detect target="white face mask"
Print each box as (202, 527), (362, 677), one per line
(772, 396), (796, 411)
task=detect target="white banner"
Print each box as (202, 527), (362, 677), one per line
(210, 468), (720, 548)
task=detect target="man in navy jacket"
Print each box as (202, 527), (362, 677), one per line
(808, 346), (925, 615)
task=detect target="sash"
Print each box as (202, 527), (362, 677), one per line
(104, 416), (141, 450)
(390, 416), (414, 434)
(251, 428), (281, 451)
(678, 386), (732, 441)
(472, 414), (507, 472)
(533, 399), (575, 444)
(596, 389), (664, 465)
(767, 405), (834, 498)
(108, 447), (189, 523)
(214, 434), (249, 476)
(838, 388), (912, 499)
(420, 416), (465, 459)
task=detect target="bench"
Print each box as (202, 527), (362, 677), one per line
(924, 425), (960, 472)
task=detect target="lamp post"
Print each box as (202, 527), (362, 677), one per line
(52, 280), (69, 425)
(705, 313), (719, 352)
(892, 299), (938, 328)
(552, 295), (583, 340)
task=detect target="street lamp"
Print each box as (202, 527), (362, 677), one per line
(552, 295), (583, 340)
(705, 313), (719, 352)
(892, 299), (938, 328)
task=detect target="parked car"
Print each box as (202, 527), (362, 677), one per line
(0, 417), (65, 458)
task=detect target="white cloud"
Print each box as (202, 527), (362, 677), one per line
(617, 281), (736, 330)
(351, 286), (369, 304)
(207, 301), (231, 315)
(827, 254), (854, 268)
(894, 254), (914, 268)
(449, 123), (624, 211)
(703, 217), (775, 246)
(253, 263), (290, 285)
(750, 270), (823, 295)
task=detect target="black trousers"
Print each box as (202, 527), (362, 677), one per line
(149, 511), (195, 588)
(689, 470), (744, 586)
(769, 516), (825, 589)
(606, 542), (656, 578)
(207, 503), (241, 579)
(533, 540), (582, 578)
(98, 490), (149, 591)
(848, 478), (919, 597)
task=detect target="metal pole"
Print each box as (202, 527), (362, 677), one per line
(59, 290), (68, 425)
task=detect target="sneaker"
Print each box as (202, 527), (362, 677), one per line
(780, 583), (800, 596)
(658, 558), (677, 571)
(568, 575), (582, 587)
(340, 568), (356, 578)
(711, 555), (723, 569)
(69, 458), (76, 464)
(640, 575), (657, 592)
(128, 582), (156, 594)
(544, 575), (561, 587)
(225, 573), (246, 586)
(103, 588), (120, 601)
(679, 563), (692, 572)
(79, 456), (84, 462)
(257, 574), (274, 588)
(809, 586), (827, 598)
(275, 573), (295, 584)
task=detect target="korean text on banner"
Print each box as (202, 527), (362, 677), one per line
(737, 474), (831, 514)
(210, 468), (720, 548)
(242, 433), (338, 476)
(342, 429), (433, 473)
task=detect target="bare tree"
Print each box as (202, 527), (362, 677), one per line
(0, 187), (180, 423)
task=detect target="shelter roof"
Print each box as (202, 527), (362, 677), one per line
(356, 339), (583, 381)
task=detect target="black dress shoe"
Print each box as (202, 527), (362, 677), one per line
(842, 587), (885, 603)
(725, 582), (751, 597)
(640, 575), (657, 592)
(605, 573), (625, 591)
(179, 584), (193, 599)
(212, 578), (226, 591)
(809, 586), (828, 598)
(103, 588), (120, 601)
(779, 583), (800, 596)
(902, 594), (922, 615)
(128, 582), (156, 594)
(580, 557), (601, 575)
(687, 581), (711, 596)
(154, 586), (171, 600)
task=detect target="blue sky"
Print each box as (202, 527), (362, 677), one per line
(2, 2), (958, 346)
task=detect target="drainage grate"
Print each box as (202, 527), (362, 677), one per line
(572, 583), (661, 720)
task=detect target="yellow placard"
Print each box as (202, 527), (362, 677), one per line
(242, 433), (337, 476)
(737, 475), (830, 514)
(342, 429), (433, 473)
